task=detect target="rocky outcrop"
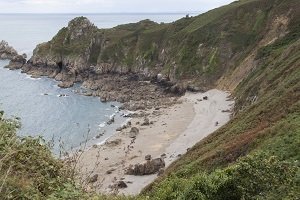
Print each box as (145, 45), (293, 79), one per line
(0, 40), (18, 60)
(125, 158), (165, 175)
(5, 54), (27, 69)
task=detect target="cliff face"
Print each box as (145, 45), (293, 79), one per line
(17, 0), (298, 92)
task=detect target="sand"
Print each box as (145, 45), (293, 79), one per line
(77, 89), (234, 195)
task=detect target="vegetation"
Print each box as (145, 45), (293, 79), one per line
(141, 0), (300, 198)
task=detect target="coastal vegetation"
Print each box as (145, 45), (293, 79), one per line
(1, 0), (299, 199)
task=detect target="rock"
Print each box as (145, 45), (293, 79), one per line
(95, 132), (104, 139)
(157, 73), (163, 82)
(117, 181), (128, 188)
(158, 168), (165, 176)
(88, 174), (98, 183)
(105, 139), (122, 147)
(203, 96), (208, 100)
(58, 81), (74, 88)
(5, 54), (27, 69)
(161, 153), (167, 158)
(106, 168), (116, 174)
(187, 85), (203, 92)
(222, 109), (231, 113)
(170, 84), (186, 95)
(100, 97), (107, 102)
(113, 181), (127, 189)
(145, 154), (152, 160)
(129, 127), (139, 138)
(0, 40), (18, 60)
(116, 125), (126, 131)
(106, 116), (115, 125)
(58, 94), (69, 97)
(125, 158), (165, 175)
(141, 117), (150, 126)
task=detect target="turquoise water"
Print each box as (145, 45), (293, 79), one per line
(0, 13), (187, 151)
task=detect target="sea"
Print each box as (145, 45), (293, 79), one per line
(0, 13), (191, 152)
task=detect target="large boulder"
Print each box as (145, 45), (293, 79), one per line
(5, 54), (27, 69)
(125, 158), (165, 175)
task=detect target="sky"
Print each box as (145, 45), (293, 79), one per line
(0, 0), (235, 13)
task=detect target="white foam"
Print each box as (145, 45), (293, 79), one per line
(98, 122), (106, 128)
(109, 113), (116, 119)
(25, 75), (41, 80)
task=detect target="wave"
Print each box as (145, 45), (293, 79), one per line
(25, 75), (41, 80)
(98, 122), (106, 128)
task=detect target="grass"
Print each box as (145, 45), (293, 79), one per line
(141, 4), (300, 198)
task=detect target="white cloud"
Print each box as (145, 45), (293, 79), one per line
(0, 0), (234, 13)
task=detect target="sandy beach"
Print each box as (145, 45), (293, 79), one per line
(77, 89), (234, 195)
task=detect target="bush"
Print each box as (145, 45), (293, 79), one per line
(146, 152), (299, 200)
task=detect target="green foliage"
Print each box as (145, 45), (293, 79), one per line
(0, 114), (86, 199)
(145, 153), (299, 200)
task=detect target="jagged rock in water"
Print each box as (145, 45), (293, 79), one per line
(5, 54), (27, 69)
(0, 40), (18, 60)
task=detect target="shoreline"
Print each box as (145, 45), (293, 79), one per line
(77, 89), (234, 195)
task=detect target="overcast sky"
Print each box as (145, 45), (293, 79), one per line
(0, 0), (235, 13)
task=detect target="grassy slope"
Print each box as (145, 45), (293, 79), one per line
(141, 1), (300, 199)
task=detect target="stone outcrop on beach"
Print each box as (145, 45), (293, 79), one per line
(0, 40), (18, 60)
(125, 158), (165, 176)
